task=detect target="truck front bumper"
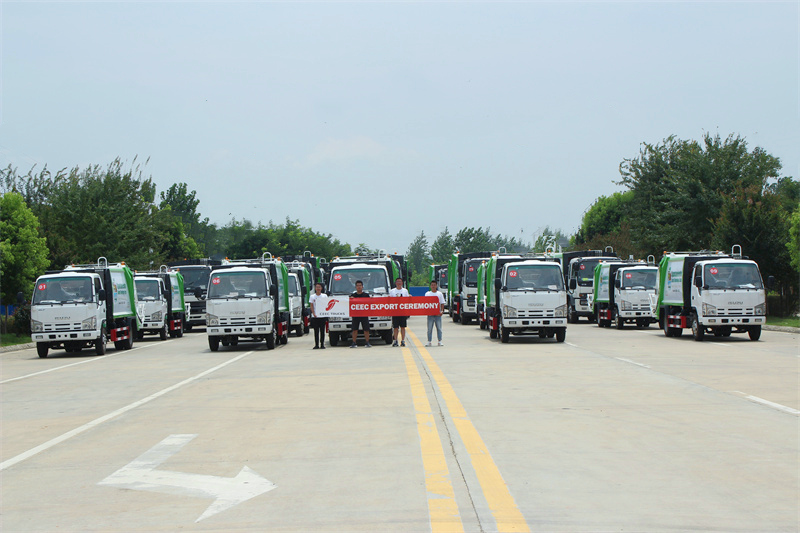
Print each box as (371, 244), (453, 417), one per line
(32, 330), (98, 342)
(207, 325), (273, 335)
(329, 319), (391, 332)
(503, 318), (567, 328)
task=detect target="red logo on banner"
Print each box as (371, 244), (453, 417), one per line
(625, 273), (632, 279)
(710, 267), (718, 275)
(334, 274), (342, 281)
(38, 283), (47, 291)
(326, 299), (339, 311)
(509, 270), (518, 277)
(212, 277), (221, 285)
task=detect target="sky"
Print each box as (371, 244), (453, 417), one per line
(1, 1), (798, 255)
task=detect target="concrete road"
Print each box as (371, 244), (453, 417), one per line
(1, 319), (797, 532)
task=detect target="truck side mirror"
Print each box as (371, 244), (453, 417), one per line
(194, 287), (204, 299)
(301, 286), (308, 297)
(614, 279), (621, 289)
(270, 285), (278, 297)
(98, 289), (106, 301)
(694, 275), (702, 288)
(16, 291), (25, 304)
(569, 279), (577, 290)
(494, 279), (502, 290)
(767, 276), (775, 290)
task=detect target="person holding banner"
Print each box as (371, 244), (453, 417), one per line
(425, 279), (446, 346)
(389, 277), (409, 347)
(350, 280), (371, 348)
(309, 282), (328, 349)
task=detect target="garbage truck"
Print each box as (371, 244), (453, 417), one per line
(655, 245), (772, 341)
(134, 266), (186, 340)
(485, 257), (568, 343)
(29, 257), (142, 357)
(324, 253), (399, 346)
(590, 259), (658, 329)
(205, 253), (290, 351)
(286, 264), (310, 337)
(167, 258), (223, 331)
(447, 251), (493, 324)
(428, 264), (449, 312)
(562, 249), (618, 323)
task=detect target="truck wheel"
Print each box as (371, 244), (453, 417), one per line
(555, 328), (566, 343)
(567, 306), (577, 324)
(452, 313), (459, 323)
(382, 331), (393, 344)
(538, 330), (547, 338)
(479, 321), (486, 330)
(95, 329), (107, 355)
(500, 326), (510, 343)
(489, 328), (498, 339)
(266, 330), (276, 350)
(230, 337), (239, 346)
(691, 315), (704, 341)
(615, 311), (624, 330)
(280, 333), (288, 345)
(329, 332), (339, 347)
(208, 336), (220, 351)
(124, 325), (134, 350)
(748, 326), (761, 341)
(184, 323), (193, 332)
(672, 327), (684, 337)
(176, 317), (184, 338)
(160, 324), (168, 340)
(303, 325), (310, 335)
(36, 343), (49, 358)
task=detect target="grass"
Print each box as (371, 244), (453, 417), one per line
(766, 316), (800, 328)
(0, 333), (32, 347)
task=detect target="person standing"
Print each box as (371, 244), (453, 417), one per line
(309, 282), (328, 349)
(425, 279), (446, 346)
(389, 277), (410, 347)
(350, 280), (371, 348)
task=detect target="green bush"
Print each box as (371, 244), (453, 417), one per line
(12, 305), (31, 336)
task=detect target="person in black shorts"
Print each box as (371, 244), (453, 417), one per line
(350, 280), (371, 348)
(389, 277), (409, 347)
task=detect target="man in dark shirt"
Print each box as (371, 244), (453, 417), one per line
(350, 280), (371, 348)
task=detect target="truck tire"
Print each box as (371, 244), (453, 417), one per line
(184, 323), (193, 332)
(500, 326), (510, 343)
(208, 336), (220, 351)
(615, 310), (624, 330)
(691, 315), (704, 341)
(160, 324), (168, 340)
(489, 328), (498, 339)
(567, 306), (577, 324)
(95, 328), (107, 355)
(555, 328), (566, 343)
(329, 332), (339, 347)
(36, 343), (49, 358)
(124, 323), (134, 350)
(748, 326), (761, 341)
(266, 330), (276, 350)
(176, 316), (184, 338)
(382, 331), (393, 344)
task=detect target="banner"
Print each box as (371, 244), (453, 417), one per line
(349, 296), (441, 317)
(313, 295), (350, 318)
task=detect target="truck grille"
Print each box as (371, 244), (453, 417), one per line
(516, 309), (554, 318)
(43, 322), (82, 332)
(719, 307), (754, 316)
(219, 317), (258, 326)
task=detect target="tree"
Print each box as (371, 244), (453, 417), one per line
(0, 192), (49, 305)
(530, 227), (570, 253)
(159, 182), (211, 255)
(574, 191), (633, 245)
(453, 227), (495, 253)
(430, 227), (454, 263)
(405, 231), (431, 286)
(788, 206), (800, 273)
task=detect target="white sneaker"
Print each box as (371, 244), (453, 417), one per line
(425, 342), (432, 347)
(438, 341), (444, 346)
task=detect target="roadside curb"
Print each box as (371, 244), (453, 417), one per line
(763, 325), (800, 334)
(0, 342), (35, 353)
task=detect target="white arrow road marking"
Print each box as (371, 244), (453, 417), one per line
(99, 434), (276, 522)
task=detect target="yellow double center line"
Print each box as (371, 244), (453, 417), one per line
(403, 329), (530, 533)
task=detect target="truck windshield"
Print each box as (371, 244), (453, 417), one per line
(288, 276), (299, 296)
(135, 279), (161, 301)
(207, 272), (268, 298)
(705, 263), (763, 290)
(329, 268), (388, 295)
(620, 269), (657, 290)
(33, 276), (93, 304)
(505, 265), (564, 291)
(438, 269), (448, 289)
(464, 261), (481, 287)
(572, 259), (602, 286)
(177, 267), (210, 292)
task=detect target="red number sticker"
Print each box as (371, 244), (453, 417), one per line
(710, 267), (718, 275)
(334, 274), (342, 281)
(625, 273), (632, 279)
(580, 264), (585, 270)
(468, 267), (474, 272)
(441, 272), (446, 278)
(211, 277), (221, 285)
(38, 283), (47, 291)
(509, 270), (518, 277)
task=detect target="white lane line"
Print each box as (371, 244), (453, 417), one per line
(0, 340), (170, 385)
(0, 350), (254, 472)
(615, 357), (650, 368)
(733, 392), (800, 416)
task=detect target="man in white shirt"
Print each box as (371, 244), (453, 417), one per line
(389, 277), (409, 347)
(425, 280), (446, 346)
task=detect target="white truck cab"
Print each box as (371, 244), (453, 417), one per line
(492, 260), (568, 343)
(287, 272), (305, 337)
(134, 276), (169, 340)
(326, 262), (393, 346)
(566, 255), (618, 322)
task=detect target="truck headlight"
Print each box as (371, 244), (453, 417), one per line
(82, 316), (96, 330)
(32, 320), (43, 332)
(620, 300), (632, 311)
(702, 303), (717, 316)
(554, 304), (567, 317)
(151, 311), (162, 322)
(503, 305), (517, 318)
(292, 305), (301, 317)
(754, 303), (766, 316)
(207, 314), (219, 326)
(257, 311), (271, 324)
